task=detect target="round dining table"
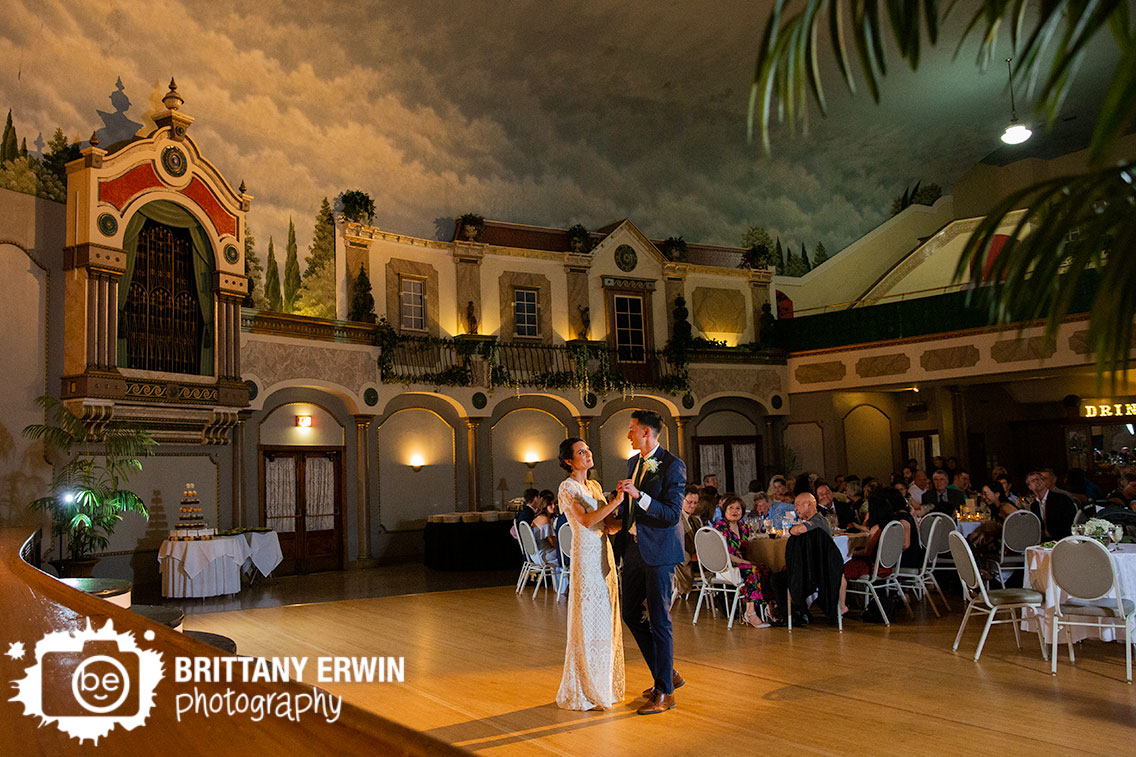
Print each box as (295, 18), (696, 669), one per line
(1023, 542), (1136, 642)
(745, 530), (868, 571)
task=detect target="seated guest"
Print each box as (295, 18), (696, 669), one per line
(814, 481), (839, 528)
(893, 480), (917, 518)
(951, 469), (974, 498)
(967, 482), (1019, 581)
(674, 484), (703, 596)
(714, 495), (774, 628)
(788, 492), (830, 537)
(529, 491), (560, 565)
(1065, 467), (1104, 504)
(841, 478), (864, 529)
(995, 473), (1019, 505)
(767, 475), (794, 523)
(1026, 469), (1076, 540)
(922, 469), (964, 516)
(792, 472), (814, 497)
(908, 470), (930, 506)
(741, 478), (764, 511)
(514, 487), (540, 529)
(743, 491), (772, 528)
(884, 488), (923, 570)
(703, 472), (720, 490)
(841, 495), (902, 612)
(700, 486), (721, 522)
(1107, 470), (1136, 508)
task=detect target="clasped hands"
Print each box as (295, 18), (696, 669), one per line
(616, 479), (641, 500)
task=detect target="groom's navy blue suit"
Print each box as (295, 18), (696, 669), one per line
(618, 446), (686, 696)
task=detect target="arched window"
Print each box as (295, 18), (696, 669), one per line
(118, 201), (214, 375)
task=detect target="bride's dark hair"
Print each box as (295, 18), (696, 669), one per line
(559, 437), (584, 472)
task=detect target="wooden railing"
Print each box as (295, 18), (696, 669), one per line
(0, 528), (466, 755)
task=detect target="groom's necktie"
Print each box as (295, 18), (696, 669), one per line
(626, 455), (646, 531)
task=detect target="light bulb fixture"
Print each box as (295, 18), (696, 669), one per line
(524, 452), (539, 469)
(295, 415), (312, 428)
(1000, 57), (1032, 145)
(409, 453), (424, 472)
(1127, 423), (1134, 436)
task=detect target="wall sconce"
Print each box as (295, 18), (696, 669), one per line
(524, 452), (539, 469)
(296, 415), (313, 428)
(409, 453), (424, 472)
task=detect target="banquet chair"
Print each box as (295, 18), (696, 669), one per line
(556, 521), (572, 596)
(948, 531), (1048, 663)
(995, 510), (1042, 588)
(844, 521), (912, 626)
(923, 512), (958, 582)
(692, 527), (744, 630)
(1050, 536), (1136, 682)
(896, 516), (950, 617)
(515, 521), (557, 599)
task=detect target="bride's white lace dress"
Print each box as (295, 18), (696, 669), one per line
(556, 477), (625, 710)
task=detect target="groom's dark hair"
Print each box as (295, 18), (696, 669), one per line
(630, 409), (663, 436)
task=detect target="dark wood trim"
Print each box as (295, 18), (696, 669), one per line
(691, 434), (763, 493)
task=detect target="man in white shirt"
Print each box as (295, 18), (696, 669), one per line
(908, 470), (930, 504)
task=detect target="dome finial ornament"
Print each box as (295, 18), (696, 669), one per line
(239, 180), (247, 194)
(163, 77), (184, 111)
(88, 131), (99, 147)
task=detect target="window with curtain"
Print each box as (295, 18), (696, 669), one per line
(118, 200), (214, 375)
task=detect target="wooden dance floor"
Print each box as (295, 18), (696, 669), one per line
(185, 582), (1136, 755)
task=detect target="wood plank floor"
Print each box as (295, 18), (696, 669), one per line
(184, 584), (1136, 756)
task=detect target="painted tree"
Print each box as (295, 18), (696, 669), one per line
(347, 263), (376, 323)
(243, 225), (265, 308)
(813, 242), (829, 267)
(740, 224), (773, 252)
(298, 198), (336, 319)
(1, 111), (18, 163)
(282, 218), (302, 313)
(750, 1), (1136, 377)
(264, 237), (282, 312)
(784, 246), (808, 277)
(43, 128), (79, 186)
(773, 237), (784, 274)
(800, 242), (811, 272)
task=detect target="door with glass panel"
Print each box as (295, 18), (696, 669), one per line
(606, 289), (655, 384)
(260, 448), (343, 574)
(692, 436), (762, 494)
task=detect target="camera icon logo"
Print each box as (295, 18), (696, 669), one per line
(10, 620), (164, 745)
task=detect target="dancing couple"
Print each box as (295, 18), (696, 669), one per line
(555, 409), (686, 715)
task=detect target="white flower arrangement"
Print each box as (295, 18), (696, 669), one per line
(1083, 518), (1124, 543)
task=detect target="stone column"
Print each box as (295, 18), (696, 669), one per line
(674, 416), (688, 463)
(575, 416), (591, 445)
(355, 415), (373, 559)
(950, 385), (968, 469)
(466, 419), (482, 510)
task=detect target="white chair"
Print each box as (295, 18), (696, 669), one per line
(896, 516), (950, 616)
(844, 521), (913, 626)
(923, 512), (958, 582)
(948, 531), (1048, 662)
(515, 521), (557, 599)
(556, 521), (572, 596)
(1050, 536), (1136, 682)
(994, 509), (1042, 588)
(692, 527), (744, 629)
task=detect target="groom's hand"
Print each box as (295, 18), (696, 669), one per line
(618, 479), (640, 499)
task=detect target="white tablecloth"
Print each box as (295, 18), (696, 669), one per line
(1024, 543), (1136, 642)
(958, 521), (984, 537)
(242, 531), (283, 577)
(158, 536), (252, 598)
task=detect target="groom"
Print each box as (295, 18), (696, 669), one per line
(611, 409), (686, 715)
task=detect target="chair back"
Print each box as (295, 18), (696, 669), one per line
(918, 517), (946, 573)
(947, 530), (990, 605)
(1001, 509), (1042, 557)
(873, 521), (905, 577)
(920, 512), (956, 552)
(517, 520), (541, 562)
(694, 527), (731, 574)
(1051, 536), (1117, 602)
(557, 521), (572, 565)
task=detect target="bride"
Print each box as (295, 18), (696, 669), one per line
(555, 437), (626, 711)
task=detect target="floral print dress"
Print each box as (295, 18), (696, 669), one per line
(713, 519), (772, 604)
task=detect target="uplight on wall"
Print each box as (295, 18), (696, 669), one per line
(295, 415), (313, 428)
(524, 452), (539, 469)
(409, 453), (424, 472)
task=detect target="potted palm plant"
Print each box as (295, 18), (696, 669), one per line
(23, 396), (157, 577)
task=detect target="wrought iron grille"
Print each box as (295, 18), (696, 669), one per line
(123, 221), (204, 374)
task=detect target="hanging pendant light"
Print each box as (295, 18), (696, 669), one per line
(1001, 57), (1032, 144)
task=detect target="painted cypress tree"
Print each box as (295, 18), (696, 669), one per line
(19, 137), (28, 158)
(243, 225), (265, 308)
(813, 241), (829, 266)
(1, 111), (18, 163)
(282, 218), (302, 313)
(800, 242), (811, 272)
(348, 263), (376, 322)
(773, 237), (784, 274)
(298, 198), (336, 318)
(264, 237), (282, 312)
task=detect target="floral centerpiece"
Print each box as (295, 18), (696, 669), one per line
(1082, 518), (1124, 545)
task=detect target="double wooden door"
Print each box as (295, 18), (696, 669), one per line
(260, 447), (343, 574)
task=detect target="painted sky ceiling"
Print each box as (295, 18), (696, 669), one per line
(2, 1), (1121, 264)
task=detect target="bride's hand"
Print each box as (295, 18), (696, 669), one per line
(608, 489), (625, 509)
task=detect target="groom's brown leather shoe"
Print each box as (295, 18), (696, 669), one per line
(640, 671), (685, 699)
(636, 691), (675, 715)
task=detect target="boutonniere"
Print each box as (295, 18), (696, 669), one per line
(643, 458), (660, 475)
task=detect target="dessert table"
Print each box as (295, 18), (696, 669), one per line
(158, 535), (252, 598)
(1024, 543), (1136, 642)
(745, 531), (867, 571)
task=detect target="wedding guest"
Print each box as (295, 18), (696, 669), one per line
(841, 495), (902, 613)
(966, 482), (1019, 581)
(514, 487), (541, 529)
(893, 480), (917, 519)
(842, 478), (864, 528)
(674, 484), (703, 596)
(922, 469), (964, 516)
(814, 481), (837, 520)
(767, 475), (794, 522)
(951, 469), (975, 497)
(908, 470), (930, 505)
(792, 472), (813, 497)
(1026, 470), (1076, 540)
(700, 486), (721, 522)
(703, 473), (720, 490)
(713, 495), (773, 628)
(788, 493), (830, 537)
(1106, 470), (1136, 508)
(743, 491), (772, 527)
(530, 491), (560, 564)
(741, 479), (764, 511)
(885, 488), (922, 570)
(1064, 467), (1103, 504)
(996, 473), (1019, 505)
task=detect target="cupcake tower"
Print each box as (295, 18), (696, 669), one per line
(169, 484), (215, 541)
